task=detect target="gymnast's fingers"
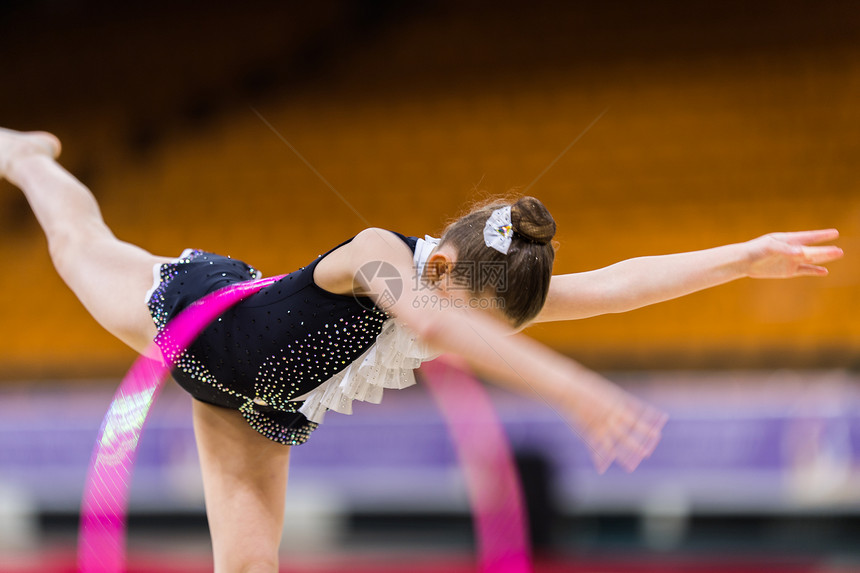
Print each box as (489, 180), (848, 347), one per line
(800, 245), (844, 265)
(775, 229), (839, 245)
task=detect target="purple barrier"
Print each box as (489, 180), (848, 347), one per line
(1, 373), (859, 514)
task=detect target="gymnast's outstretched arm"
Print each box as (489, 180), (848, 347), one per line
(533, 230), (843, 323)
(321, 228), (667, 474)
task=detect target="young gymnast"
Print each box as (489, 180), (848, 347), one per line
(0, 128), (843, 572)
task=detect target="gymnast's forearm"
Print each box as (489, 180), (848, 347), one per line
(405, 304), (604, 410)
(403, 303), (666, 472)
(538, 243), (749, 321)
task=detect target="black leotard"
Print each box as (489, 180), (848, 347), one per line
(146, 232), (418, 445)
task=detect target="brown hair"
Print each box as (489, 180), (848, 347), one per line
(439, 195), (557, 327)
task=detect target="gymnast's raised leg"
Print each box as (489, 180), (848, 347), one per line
(2, 128), (293, 572)
(0, 128), (168, 353)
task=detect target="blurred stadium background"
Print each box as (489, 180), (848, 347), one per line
(1, 1), (858, 571)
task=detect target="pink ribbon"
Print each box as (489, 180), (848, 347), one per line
(78, 274), (285, 572)
(78, 275), (532, 573)
(422, 359), (532, 573)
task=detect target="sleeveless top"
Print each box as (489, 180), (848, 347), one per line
(145, 231), (441, 445)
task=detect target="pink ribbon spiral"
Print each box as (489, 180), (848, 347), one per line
(78, 275), (532, 572)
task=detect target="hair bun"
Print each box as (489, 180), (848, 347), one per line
(510, 196), (556, 245)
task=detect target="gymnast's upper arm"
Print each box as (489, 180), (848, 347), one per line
(313, 228), (412, 295)
(531, 270), (616, 323)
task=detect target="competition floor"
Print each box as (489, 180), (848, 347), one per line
(0, 548), (836, 573)
(1, 522), (856, 573)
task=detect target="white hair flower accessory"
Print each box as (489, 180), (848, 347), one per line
(483, 205), (514, 254)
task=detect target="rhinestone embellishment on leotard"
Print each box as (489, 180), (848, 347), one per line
(254, 311), (387, 410)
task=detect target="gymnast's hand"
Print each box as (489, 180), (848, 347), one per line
(564, 373), (668, 474)
(744, 229), (843, 279)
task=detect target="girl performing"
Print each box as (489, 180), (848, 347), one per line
(0, 128), (843, 572)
